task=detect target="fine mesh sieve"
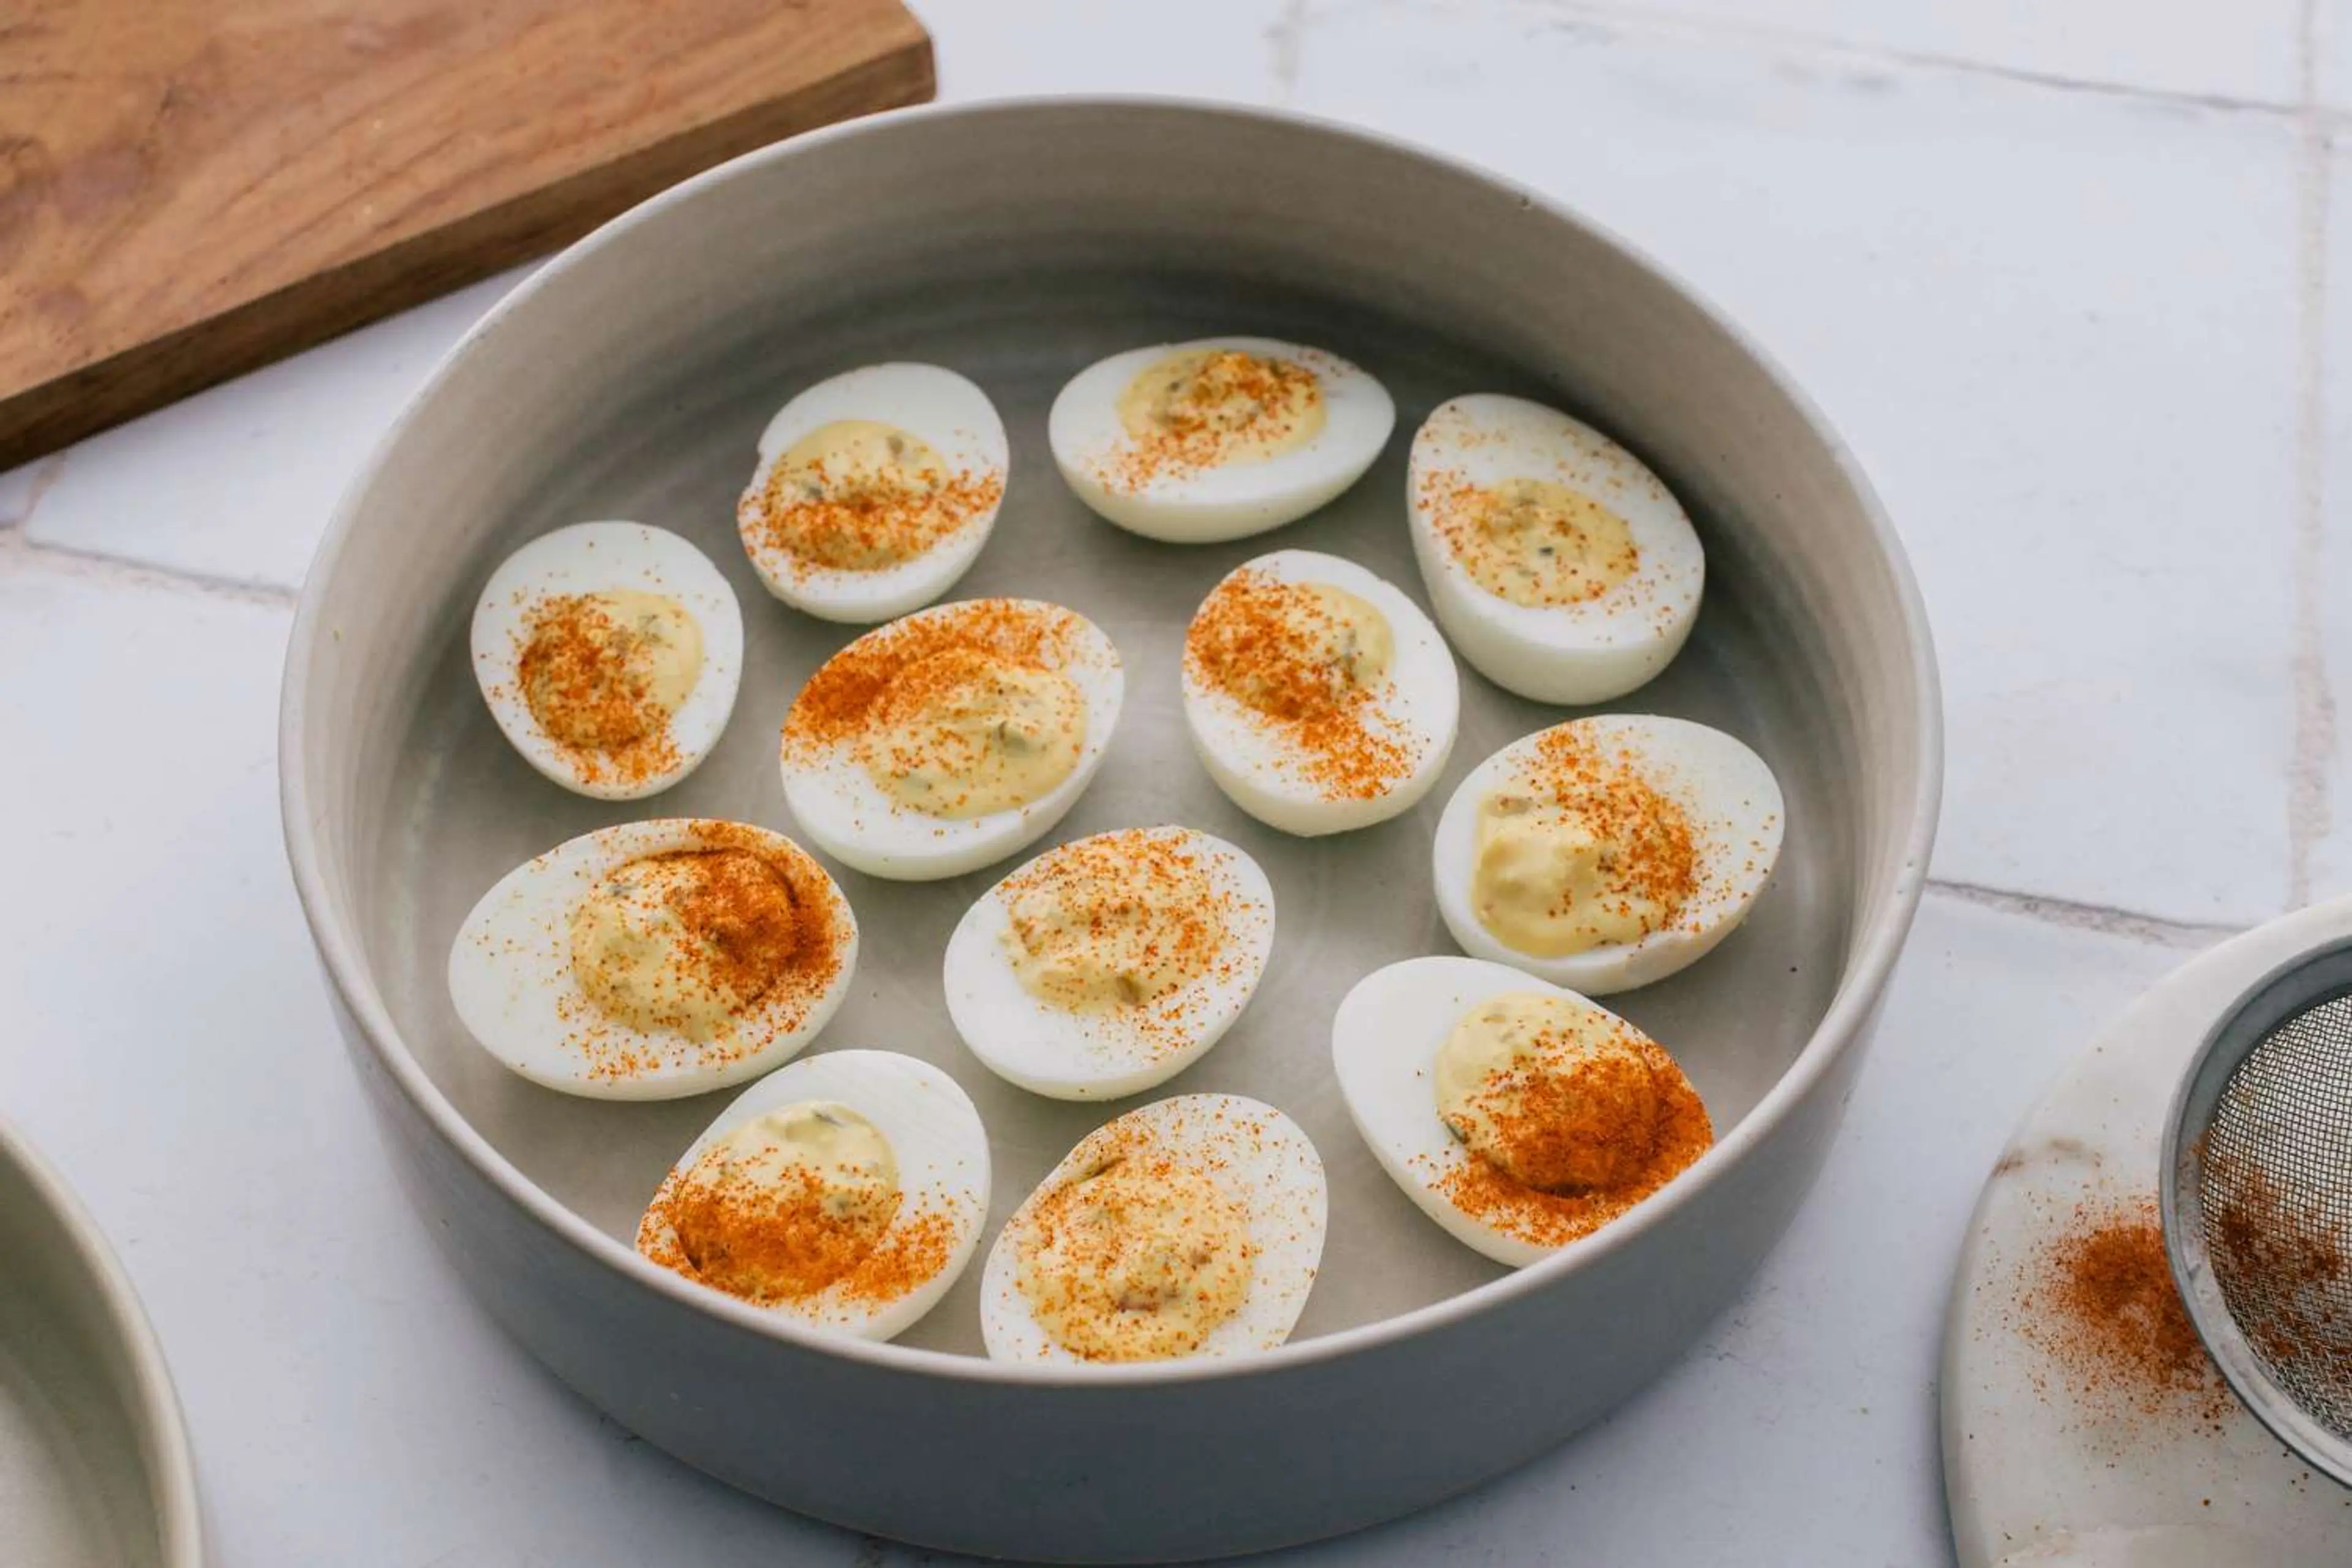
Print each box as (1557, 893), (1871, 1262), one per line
(2163, 940), (2352, 1488)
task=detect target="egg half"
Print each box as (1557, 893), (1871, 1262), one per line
(1048, 336), (1393, 543)
(943, 826), (1276, 1101)
(1407, 394), (1703, 704)
(636, 1049), (989, 1342)
(1182, 549), (1459, 836)
(471, 521), (744, 799)
(738, 363), (1009, 624)
(981, 1093), (1327, 1363)
(447, 819), (858, 1100)
(1332, 956), (1711, 1268)
(1433, 715), (1782, 994)
(780, 598), (1126, 881)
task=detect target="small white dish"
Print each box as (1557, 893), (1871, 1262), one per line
(0, 1118), (202, 1567)
(1941, 897), (2352, 1568)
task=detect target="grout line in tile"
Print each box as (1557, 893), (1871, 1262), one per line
(0, 530), (298, 609)
(1268, 0), (1310, 107)
(1, 453), (69, 532)
(2290, 0), (2337, 910)
(1379, 0), (2309, 121)
(1923, 880), (2243, 951)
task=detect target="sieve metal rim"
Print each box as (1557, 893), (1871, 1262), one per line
(2161, 935), (2352, 1490)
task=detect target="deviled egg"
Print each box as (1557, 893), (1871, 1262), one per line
(471, 522), (743, 799)
(1332, 956), (1711, 1267)
(1182, 549), (1458, 835)
(447, 820), (857, 1099)
(981, 1094), (1327, 1363)
(943, 826), (1276, 1100)
(779, 598), (1125, 881)
(1433, 715), (1782, 994)
(636, 1049), (989, 1341)
(738, 363), (1009, 624)
(1049, 337), (1393, 542)
(1407, 395), (1703, 704)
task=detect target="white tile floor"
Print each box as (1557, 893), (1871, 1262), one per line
(1, 3), (2342, 1563)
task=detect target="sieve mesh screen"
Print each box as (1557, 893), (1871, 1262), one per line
(2197, 990), (2352, 1441)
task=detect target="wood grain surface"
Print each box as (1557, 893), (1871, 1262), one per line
(0, 1), (933, 469)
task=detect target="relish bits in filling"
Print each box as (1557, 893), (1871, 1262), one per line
(1111, 349), (1325, 486)
(563, 828), (845, 1082)
(516, 589), (702, 779)
(1000, 831), (1228, 1014)
(1431, 992), (1710, 1247)
(1015, 1129), (1256, 1361)
(570, 848), (799, 1042)
(1421, 469), (1640, 609)
(785, 602), (1090, 820)
(1186, 571), (1412, 801)
(1473, 726), (1698, 957)
(865, 645), (1083, 819)
(638, 1101), (954, 1307)
(741, 419), (1005, 575)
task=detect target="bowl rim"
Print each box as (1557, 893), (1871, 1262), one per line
(278, 94), (1943, 1390)
(0, 1115), (206, 1566)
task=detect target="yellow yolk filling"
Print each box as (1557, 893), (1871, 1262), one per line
(1000, 834), (1225, 1012)
(1434, 992), (1664, 1192)
(1015, 1149), (1254, 1361)
(568, 849), (801, 1041)
(1114, 348), (1326, 477)
(518, 588), (702, 752)
(859, 646), (1087, 820)
(1447, 477), (1638, 607)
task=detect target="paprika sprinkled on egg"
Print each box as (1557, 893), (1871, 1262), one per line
(997, 829), (1231, 1019)
(943, 826), (1280, 1102)
(631, 1051), (991, 1341)
(779, 598), (1125, 881)
(1427, 990), (1711, 1251)
(981, 1095), (1328, 1363)
(638, 1101), (959, 1308)
(1471, 723), (1701, 959)
(1185, 567), (1412, 802)
(1107, 347), (1327, 487)
(559, 823), (851, 1080)
(470, 523), (744, 801)
(447, 820), (856, 1099)
(784, 599), (1095, 821)
(742, 419), (1005, 576)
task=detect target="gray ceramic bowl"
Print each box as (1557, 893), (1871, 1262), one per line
(0, 1119), (203, 1568)
(280, 99), (1939, 1562)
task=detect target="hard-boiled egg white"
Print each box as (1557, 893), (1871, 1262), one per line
(943, 826), (1276, 1101)
(447, 819), (858, 1100)
(779, 598), (1125, 881)
(738, 363), (1009, 624)
(1407, 394), (1703, 704)
(1048, 336), (1394, 543)
(1432, 715), (1783, 995)
(980, 1094), (1327, 1363)
(1182, 549), (1459, 836)
(635, 1049), (989, 1342)
(1332, 956), (1709, 1268)
(471, 521), (743, 799)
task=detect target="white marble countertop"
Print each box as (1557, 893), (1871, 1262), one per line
(3, 2), (2343, 1562)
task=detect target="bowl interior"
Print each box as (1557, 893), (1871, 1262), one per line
(302, 102), (1921, 1365)
(367, 309), (1847, 1354)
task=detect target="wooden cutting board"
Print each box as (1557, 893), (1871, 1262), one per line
(0, 0), (934, 469)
